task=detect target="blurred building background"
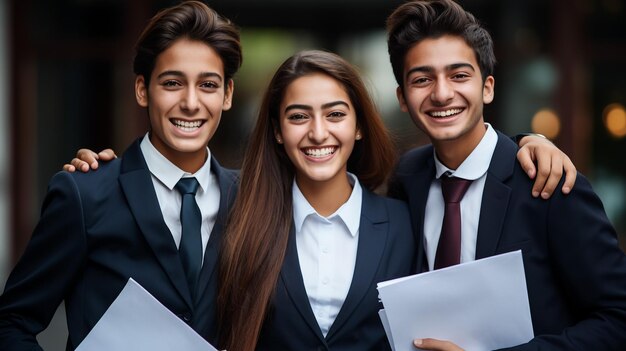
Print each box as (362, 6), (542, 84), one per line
(0, 0), (625, 349)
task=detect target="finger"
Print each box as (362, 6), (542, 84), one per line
(97, 148), (117, 161)
(539, 156), (563, 199)
(71, 158), (91, 173)
(531, 152), (552, 198)
(62, 164), (76, 172)
(76, 149), (100, 170)
(516, 148), (537, 179)
(414, 338), (463, 351)
(561, 155), (576, 194)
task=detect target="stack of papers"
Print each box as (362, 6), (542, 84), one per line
(378, 251), (533, 351)
(76, 278), (218, 351)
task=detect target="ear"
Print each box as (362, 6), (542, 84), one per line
(396, 86), (409, 112)
(483, 76), (495, 104)
(222, 79), (234, 111)
(355, 126), (362, 140)
(135, 76), (148, 107)
(273, 125), (283, 144)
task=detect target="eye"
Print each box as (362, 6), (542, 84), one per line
(411, 77), (431, 86)
(161, 80), (182, 88)
(327, 111), (346, 119)
(200, 81), (219, 90)
(287, 113), (309, 121)
(452, 73), (470, 80)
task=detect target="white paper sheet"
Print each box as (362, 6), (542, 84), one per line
(76, 278), (218, 351)
(378, 309), (396, 351)
(378, 251), (533, 351)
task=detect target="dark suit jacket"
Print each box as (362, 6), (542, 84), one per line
(389, 130), (626, 350)
(0, 139), (238, 351)
(256, 189), (415, 351)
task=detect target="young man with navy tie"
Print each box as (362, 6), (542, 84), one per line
(0, 2), (241, 349)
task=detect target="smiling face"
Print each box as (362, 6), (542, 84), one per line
(135, 38), (233, 173)
(276, 72), (360, 191)
(397, 35), (494, 165)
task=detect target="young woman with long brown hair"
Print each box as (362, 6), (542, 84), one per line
(217, 50), (415, 351)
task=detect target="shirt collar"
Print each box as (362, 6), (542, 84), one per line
(434, 123), (498, 180)
(139, 133), (212, 192)
(292, 172), (362, 237)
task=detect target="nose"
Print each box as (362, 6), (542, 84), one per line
(431, 79), (454, 105)
(180, 88), (199, 113)
(308, 116), (329, 143)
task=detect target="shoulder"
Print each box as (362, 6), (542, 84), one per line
(219, 166), (240, 184)
(44, 157), (124, 209)
(64, 157), (122, 187)
(211, 157), (240, 184)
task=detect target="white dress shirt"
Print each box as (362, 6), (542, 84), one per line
(424, 124), (498, 270)
(140, 133), (220, 264)
(293, 173), (362, 337)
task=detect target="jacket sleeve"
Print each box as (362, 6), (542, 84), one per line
(500, 175), (626, 350)
(0, 172), (87, 351)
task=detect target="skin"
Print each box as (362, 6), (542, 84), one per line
(516, 136), (573, 198)
(414, 338), (464, 351)
(133, 38), (233, 173)
(397, 35), (494, 170)
(275, 73), (361, 216)
(395, 35), (575, 199)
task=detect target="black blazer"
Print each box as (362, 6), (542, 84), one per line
(256, 189), (415, 351)
(389, 130), (626, 350)
(0, 139), (238, 350)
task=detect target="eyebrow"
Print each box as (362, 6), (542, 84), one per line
(405, 63), (476, 79)
(156, 70), (223, 81)
(284, 100), (350, 113)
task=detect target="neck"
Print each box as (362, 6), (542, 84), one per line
(296, 173), (352, 217)
(167, 152), (208, 174)
(149, 134), (208, 173)
(433, 122), (487, 170)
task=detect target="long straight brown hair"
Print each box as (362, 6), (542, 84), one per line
(217, 50), (396, 351)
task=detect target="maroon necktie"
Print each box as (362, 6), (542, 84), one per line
(434, 176), (473, 269)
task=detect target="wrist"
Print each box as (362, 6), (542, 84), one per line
(515, 132), (548, 146)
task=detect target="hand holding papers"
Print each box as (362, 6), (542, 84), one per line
(378, 251), (533, 351)
(76, 278), (218, 351)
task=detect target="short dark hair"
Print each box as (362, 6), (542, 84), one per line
(133, 1), (242, 86)
(387, 0), (495, 85)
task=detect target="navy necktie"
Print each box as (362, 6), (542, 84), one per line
(434, 176), (473, 270)
(175, 177), (202, 299)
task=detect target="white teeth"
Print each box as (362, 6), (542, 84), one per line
(304, 147), (336, 157)
(172, 119), (202, 131)
(430, 108), (463, 117)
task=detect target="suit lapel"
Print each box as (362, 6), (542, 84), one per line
(195, 158), (238, 301)
(475, 132), (515, 259)
(118, 140), (193, 308)
(326, 189), (388, 341)
(280, 225), (327, 344)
